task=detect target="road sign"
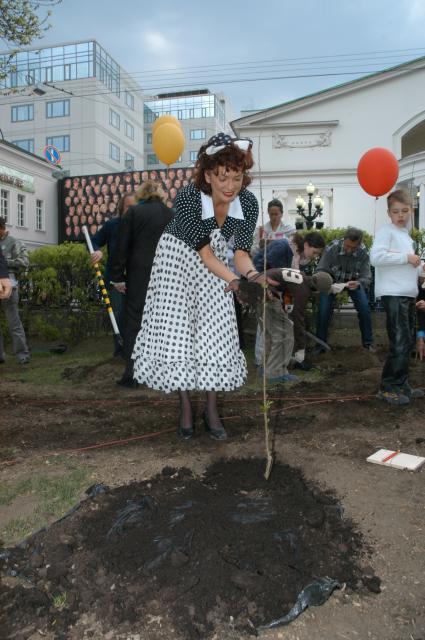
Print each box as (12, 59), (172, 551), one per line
(43, 145), (61, 166)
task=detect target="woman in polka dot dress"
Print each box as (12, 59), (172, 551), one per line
(132, 133), (263, 440)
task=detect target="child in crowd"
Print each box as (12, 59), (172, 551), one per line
(370, 189), (425, 405)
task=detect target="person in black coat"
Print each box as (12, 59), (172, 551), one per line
(0, 247), (12, 299)
(90, 192), (136, 356)
(111, 180), (174, 386)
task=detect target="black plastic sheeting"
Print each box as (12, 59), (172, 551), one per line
(257, 577), (340, 630)
(1, 485), (344, 630)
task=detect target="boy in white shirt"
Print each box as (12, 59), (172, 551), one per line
(370, 189), (424, 405)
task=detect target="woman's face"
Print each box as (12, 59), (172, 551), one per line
(205, 167), (244, 205)
(304, 243), (323, 260)
(95, 213), (103, 224)
(268, 205), (282, 229)
(113, 194), (119, 203)
(122, 195), (136, 214)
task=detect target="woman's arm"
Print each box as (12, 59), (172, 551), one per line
(198, 245), (239, 283)
(234, 249), (258, 278)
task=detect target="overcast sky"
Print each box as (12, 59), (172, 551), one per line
(25, 0), (425, 116)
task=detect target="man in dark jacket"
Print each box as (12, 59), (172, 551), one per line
(110, 191), (174, 386)
(314, 227), (374, 353)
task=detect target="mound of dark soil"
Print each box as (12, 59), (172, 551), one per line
(0, 458), (374, 639)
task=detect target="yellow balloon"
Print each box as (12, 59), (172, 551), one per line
(152, 114), (182, 136)
(152, 122), (185, 166)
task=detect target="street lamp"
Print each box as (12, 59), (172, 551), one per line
(295, 182), (324, 229)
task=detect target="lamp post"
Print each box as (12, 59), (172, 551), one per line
(295, 182), (324, 229)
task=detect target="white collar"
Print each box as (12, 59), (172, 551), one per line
(201, 191), (244, 221)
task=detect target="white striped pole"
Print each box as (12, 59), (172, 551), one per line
(82, 225), (121, 338)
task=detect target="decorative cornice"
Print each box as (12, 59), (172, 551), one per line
(272, 129), (332, 149)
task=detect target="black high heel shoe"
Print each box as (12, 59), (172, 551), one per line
(203, 409), (227, 441)
(178, 413), (194, 440)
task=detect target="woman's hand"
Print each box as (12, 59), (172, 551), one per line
(224, 278), (263, 306)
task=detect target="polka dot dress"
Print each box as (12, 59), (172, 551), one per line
(132, 230), (245, 391)
(132, 184), (259, 393)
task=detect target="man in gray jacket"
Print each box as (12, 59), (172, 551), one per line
(0, 217), (30, 364)
(314, 227), (374, 353)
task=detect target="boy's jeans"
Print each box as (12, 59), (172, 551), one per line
(381, 296), (416, 392)
(316, 285), (373, 346)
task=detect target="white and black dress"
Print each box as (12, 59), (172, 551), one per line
(132, 182), (259, 392)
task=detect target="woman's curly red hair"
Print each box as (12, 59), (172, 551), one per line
(193, 144), (254, 195)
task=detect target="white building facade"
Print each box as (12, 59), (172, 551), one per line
(144, 89), (234, 169)
(231, 57), (425, 234)
(0, 140), (57, 249)
(0, 40), (144, 176)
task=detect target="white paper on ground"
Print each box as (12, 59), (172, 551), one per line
(367, 449), (425, 471)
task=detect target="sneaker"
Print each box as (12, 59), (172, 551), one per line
(377, 390), (410, 406)
(363, 345), (377, 353)
(18, 356), (30, 365)
(268, 373), (300, 384)
(403, 386), (424, 399)
(293, 361), (315, 371)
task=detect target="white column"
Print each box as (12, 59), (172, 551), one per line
(419, 181), (425, 229)
(320, 189), (333, 228)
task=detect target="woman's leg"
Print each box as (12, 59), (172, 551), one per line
(179, 390), (193, 429)
(206, 391), (224, 428)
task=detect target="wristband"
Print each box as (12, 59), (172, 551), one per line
(245, 269), (257, 279)
(417, 330), (425, 339)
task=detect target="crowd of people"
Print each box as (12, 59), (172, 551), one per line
(61, 168), (194, 241)
(1, 133), (424, 432)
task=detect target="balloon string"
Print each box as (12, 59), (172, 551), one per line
(373, 197), (378, 238)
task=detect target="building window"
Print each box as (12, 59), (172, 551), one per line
(147, 153), (158, 166)
(11, 103), (34, 122)
(46, 99), (70, 118)
(12, 139), (34, 153)
(46, 135), (70, 152)
(109, 108), (120, 129)
(0, 190), (9, 223)
(190, 150), (198, 163)
(190, 129), (206, 140)
(124, 152), (134, 170)
(125, 121), (134, 140)
(146, 132), (152, 144)
(125, 91), (134, 110)
(17, 194), (26, 227)
(36, 199), (45, 231)
(109, 142), (120, 162)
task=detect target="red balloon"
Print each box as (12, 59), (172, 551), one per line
(357, 148), (399, 197)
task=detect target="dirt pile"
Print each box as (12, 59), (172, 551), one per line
(1, 458), (377, 639)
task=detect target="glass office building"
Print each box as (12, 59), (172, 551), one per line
(143, 89), (231, 168)
(144, 90), (226, 128)
(0, 41), (120, 95)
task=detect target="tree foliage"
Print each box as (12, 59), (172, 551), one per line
(0, 1), (61, 79)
